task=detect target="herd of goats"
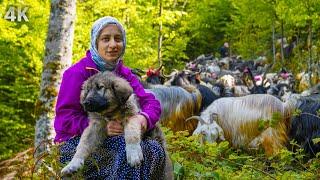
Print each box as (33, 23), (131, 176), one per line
(131, 55), (320, 158)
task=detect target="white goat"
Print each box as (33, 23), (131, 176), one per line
(189, 94), (291, 156)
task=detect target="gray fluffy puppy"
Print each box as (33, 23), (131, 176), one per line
(61, 71), (166, 176)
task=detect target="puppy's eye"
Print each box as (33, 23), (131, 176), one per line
(96, 84), (104, 90)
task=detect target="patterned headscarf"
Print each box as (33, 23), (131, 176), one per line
(89, 16), (126, 71)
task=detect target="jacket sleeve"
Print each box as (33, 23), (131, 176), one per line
(120, 68), (161, 130)
(54, 69), (89, 142)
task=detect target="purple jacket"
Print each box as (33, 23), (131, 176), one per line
(54, 51), (161, 143)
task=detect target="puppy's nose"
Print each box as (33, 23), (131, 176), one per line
(83, 100), (91, 107)
(83, 100), (94, 111)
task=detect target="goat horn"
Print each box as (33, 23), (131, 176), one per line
(162, 69), (178, 78)
(161, 71), (172, 78)
(186, 116), (206, 124)
(247, 67), (258, 88)
(156, 64), (164, 72)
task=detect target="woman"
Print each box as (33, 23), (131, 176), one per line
(54, 16), (166, 179)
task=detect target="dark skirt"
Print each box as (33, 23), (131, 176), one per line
(60, 135), (166, 179)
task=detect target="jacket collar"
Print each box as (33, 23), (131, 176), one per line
(85, 50), (123, 73)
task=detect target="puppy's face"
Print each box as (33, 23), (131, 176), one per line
(80, 71), (133, 114)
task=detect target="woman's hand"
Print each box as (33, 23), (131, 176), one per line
(106, 114), (147, 136)
(128, 114), (147, 133)
(106, 121), (124, 136)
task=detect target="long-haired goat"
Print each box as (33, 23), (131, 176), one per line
(287, 95), (320, 158)
(163, 70), (220, 111)
(147, 86), (202, 134)
(189, 94), (291, 156)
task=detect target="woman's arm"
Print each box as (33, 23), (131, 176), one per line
(54, 69), (89, 142)
(119, 66), (161, 131)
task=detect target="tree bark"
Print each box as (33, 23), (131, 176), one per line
(124, 0), (130, 27)
(280, 19), (284, 65)
(272, 20), (276, 64)
(307, 19), (313, 87)
(182, 0), (188, 9)
(34, 0), (76, 156)
(158, 0), (163, 66)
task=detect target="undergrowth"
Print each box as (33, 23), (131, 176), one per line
(165, 129), (320, 180)
(2, 128), (320, 179)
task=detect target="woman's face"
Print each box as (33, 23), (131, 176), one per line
(97, 24), (124, 63)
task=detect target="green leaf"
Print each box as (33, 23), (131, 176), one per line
(173, 162), (185, 176)
(312, 138), (320, 145)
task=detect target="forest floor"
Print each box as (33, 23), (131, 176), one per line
(0, 148), (34, 179)
(1, 131), (320, 179)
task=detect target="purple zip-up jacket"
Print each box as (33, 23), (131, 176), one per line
(54, 51), (161, 143)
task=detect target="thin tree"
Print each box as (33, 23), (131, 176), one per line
(306, 1), (313, 88)
(34, 0), (76, 156)
(280, 19), (284, 65)
(270, 0), (277, 65)
(157, 0), (163, 66)
(272, 20), (276, 64)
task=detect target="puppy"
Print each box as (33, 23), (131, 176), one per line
(61, 71), (166, 176)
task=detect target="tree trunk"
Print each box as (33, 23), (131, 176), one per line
(158, 0), (163, 66)
(307, 19), (313, 87)
(34, 0), (76, 157)
(182, 0), (188, 9)
(272, 20), (276, 64)
(280, 19), (284, 65)
(124, 0), (130, 27)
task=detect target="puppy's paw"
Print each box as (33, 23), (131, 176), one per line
(126, 143), (143, 167)
(61, 158), (84, 176)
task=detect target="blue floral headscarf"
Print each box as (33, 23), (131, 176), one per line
(89, 16), (126, 71)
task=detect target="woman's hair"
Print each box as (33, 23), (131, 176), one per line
(89, 16), (126, 71)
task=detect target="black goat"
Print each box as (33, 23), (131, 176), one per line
(289, 97), (320, 158)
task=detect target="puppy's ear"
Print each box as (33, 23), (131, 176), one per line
(80, 79), (91, 104)
(112, 79), (133, 105)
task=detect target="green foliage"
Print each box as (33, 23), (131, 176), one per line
(312, 138), (320, 145)
(229, 0), (274, 59)
(185, 0), (234, 59)
(293, 108), (302, 117)
(13, 128), (320, 179)
(164, 128), (320, 179)
(257, 112), (282, 131)
(0, 0), (49, 160)
(0, 117), (33, 160)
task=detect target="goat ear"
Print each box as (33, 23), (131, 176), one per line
(112, 79), (133, 105)
(210, 113), (218, 124)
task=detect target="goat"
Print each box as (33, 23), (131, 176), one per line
(147, 86), (202, 134)
(188, 94), (291, 156)
(164, 70), (220, 111)
(233, 85), (251, 97)
(286, 95), (320, 158)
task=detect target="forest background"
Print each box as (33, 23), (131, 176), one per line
(0, 0), (320, 178)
